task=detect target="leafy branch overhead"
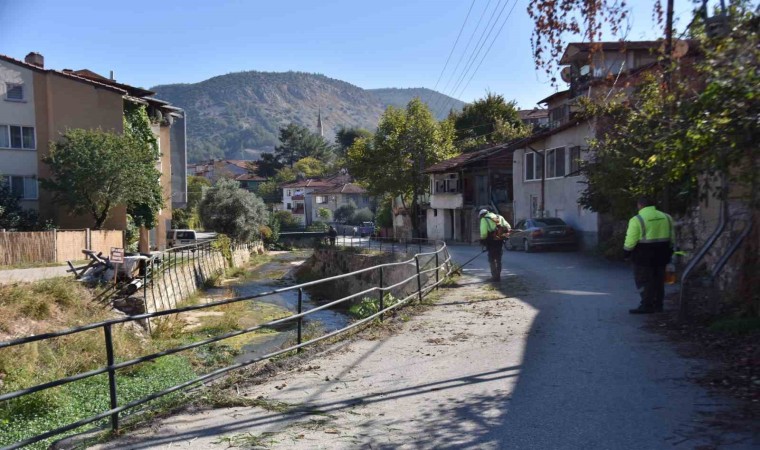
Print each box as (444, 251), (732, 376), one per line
(527, 0), (640, 82)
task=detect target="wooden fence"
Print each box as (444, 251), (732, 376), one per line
(0, 229), (124, 265)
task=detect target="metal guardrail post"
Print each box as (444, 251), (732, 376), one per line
(418, 241), (422, 253)
(297, 288), (303, 352)
(379, 267), (384, 322)
(103, 324), (119, 431)
(415, 255), (423, 303)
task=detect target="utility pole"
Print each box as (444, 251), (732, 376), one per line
(664, 0), (675, 91)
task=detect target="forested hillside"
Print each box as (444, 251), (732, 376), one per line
(152, 72), (465, 162)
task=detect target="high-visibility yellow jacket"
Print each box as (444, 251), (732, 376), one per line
(623, 206), (675, 266)
(480, 212), (510, 240)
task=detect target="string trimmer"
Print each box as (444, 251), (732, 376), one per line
(450, 249), (487, 276)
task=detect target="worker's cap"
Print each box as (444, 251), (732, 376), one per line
(478, 209), (489, 216)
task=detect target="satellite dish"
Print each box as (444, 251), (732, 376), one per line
(560, 67), (572, 83)
(672, 39), (689, 59)
(660, 39), (689, 59)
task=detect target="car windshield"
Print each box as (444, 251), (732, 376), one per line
(177, 231), (195, 240)
(533, 218), (566, 227)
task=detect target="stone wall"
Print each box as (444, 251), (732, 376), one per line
(296, 248), (443, 305)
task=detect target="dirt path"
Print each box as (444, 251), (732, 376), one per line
(0, 265), (70, 285)
(88, 247), (757, 449)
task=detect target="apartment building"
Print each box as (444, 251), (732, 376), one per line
(0, 52), (186, 249)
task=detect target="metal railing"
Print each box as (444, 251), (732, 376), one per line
(0, 239), (452, 450)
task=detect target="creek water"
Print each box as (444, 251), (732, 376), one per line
(206, 251), (352, 362)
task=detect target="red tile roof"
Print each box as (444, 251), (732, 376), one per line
(0, 54), (127, 94)
(235, 173), (266, 182)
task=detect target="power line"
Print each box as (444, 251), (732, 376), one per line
(450, 0), (521, 104)
(431, 0), (494, 116)
(446, 0), (509, 102)
(422, 0), (477, 108)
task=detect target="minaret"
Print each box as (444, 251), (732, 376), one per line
(317, 108), (324, 137)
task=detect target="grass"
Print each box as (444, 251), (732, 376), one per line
(708, 317), (760, 334)
(0, 355), (196, 450)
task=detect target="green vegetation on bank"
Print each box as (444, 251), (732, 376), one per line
(0, 252), (290, 449)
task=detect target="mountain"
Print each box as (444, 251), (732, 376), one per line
(151, 72), (465, 162)
(369, 88), (466, 118)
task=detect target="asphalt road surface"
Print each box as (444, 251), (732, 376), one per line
(88, 245), (757, 449)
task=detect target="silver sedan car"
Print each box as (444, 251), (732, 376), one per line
(505, 217), (578, 252)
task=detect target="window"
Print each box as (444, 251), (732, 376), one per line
(1, 175), (37, 200)
(286, 189), (292, 197)
(524, 150), (545, 181)
(569, 146), (582, 175)
(5, 83), (23, 101)
(525, 152), (534, 181)
(546, 147), (566, 178)
(0, 125), (35, 149)
(433, 209), (438, 217)
(286, 202), (292, 210)
(316, 195), (328, 204)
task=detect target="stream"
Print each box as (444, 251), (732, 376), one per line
(205, 251), (351, 363)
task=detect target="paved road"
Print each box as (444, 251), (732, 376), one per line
(88, 245), (756, 449)
(0, 265), (70, 285)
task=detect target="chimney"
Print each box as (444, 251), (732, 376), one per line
(24, 52), (44, 68)
(109, 70), (114, 81)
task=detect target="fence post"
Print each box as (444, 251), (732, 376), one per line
(52, 228), (58, 263)
(297, 288), (303, 352)
(104, 324), (119, 431)
(379, 267), (384, 322)
(435, 250), (439, 289)
(415, 255), (423, 303)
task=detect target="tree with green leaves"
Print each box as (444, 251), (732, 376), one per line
(256, 180), (282, 205)
(579, 4), (759, 312)
(335, 126), (372, 157)
(0, 181), (39, 230)
(41, 129), (163, 229)
(293, 157), (326, 178)
(348, 98), (458, 236)
(198, 178), (269, 242)
(255, 153), (283, 178)
(187, 175), (211, 210)
(453, 93), (530, 151)
(274, 123), (333, 167)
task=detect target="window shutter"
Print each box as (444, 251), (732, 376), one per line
(6, 84), (23, 101)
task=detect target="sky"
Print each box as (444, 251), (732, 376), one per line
(0, 0), (700, 110)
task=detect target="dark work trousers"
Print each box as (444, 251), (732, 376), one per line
(634, 264), (666, 310)
(486, 240), (503, 281)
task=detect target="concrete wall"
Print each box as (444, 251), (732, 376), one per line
(0, 59), (39, 210)
(146, 241), (264, 312)
(513, 122), (599, 248)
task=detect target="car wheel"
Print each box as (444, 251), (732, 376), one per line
(523, 239), (533, 253)
(504, 240), (513, 251)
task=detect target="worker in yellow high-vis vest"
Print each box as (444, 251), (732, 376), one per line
(623, 197), (675, 314)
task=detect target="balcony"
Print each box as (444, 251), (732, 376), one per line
(430, 192), (463, 209)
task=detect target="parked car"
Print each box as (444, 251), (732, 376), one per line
(166, 229), (198, 248)
(358, 221), (375, 237)
(505, 218), (577, 252)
